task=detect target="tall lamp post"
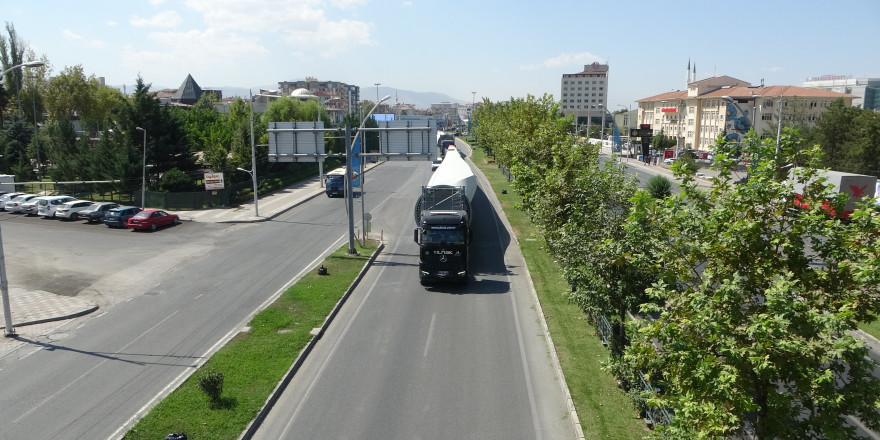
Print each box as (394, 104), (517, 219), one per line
(0, 60), (45, 337)
(135, 127), (146, 209)
(346, 94), (390, 254)
(599, 104), (606, 144)
(234, 89), (259, 217)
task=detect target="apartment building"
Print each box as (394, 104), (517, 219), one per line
(636, 76), (854, 152)
(277, 77), (360, 122)
(561, 62), (609, 128)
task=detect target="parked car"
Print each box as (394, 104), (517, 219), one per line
(36, 196), (75, 217)
(80, 202), (120, 223)
(663, 158), (675, 165)
(0, 192), (25, 211)
(127, 209), (180, 231)
(20, 196), (49, 216)
(55, 200), (95, 220)
(5, 194), (39, 213)
(104, 206), (141, 228)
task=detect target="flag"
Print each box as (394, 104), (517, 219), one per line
(352, 134), (362, 187)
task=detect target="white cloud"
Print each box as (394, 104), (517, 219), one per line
(183, 0), (373, 57)
(62, 29), (107, 49)
(150, 0), (168, 5)
(122, 29), (268, 75)
(519, 52), (603, 70)
(767, 66), (782, 72)
(401, 1), (413, 6)
(107, 20), (118, 27)
(130, 10), (183, 28)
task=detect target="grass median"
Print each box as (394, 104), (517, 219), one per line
(469, 144), (648, 438)
(123, 241), (378, 440)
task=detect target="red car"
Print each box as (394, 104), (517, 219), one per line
(127, 209), (181, 231)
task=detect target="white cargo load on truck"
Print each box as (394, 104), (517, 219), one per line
(791, 168), (877, 216)
(427, 146), (476, 203)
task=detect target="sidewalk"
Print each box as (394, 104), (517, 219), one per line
(1, 163), (380, 343)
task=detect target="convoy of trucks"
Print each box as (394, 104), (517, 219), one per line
(413, 144), (476, 285)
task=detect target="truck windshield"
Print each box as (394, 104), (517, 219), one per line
(422, 229), (465, 244)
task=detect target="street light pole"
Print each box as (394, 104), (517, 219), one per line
(346, 94), (390, 255)
(135, 127), (146, 209)
(0, 60), (44, 337)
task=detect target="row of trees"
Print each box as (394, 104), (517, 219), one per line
(473, 95), (880, 439)
(0, 22), (379, 197)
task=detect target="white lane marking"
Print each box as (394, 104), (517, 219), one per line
(424, 313), (436, 358)
(276, 233), (405, 438)
(14, 310), (180, 424)
(109, 236), (347, 440)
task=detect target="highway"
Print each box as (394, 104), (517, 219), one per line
(0, 146), (576, 439)
(252, 147), (575, 439)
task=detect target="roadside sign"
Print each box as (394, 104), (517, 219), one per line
(204, 172), (225, 190)
(630, 128), (654, 138)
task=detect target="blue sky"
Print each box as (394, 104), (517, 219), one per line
(3, 0), (878, 109)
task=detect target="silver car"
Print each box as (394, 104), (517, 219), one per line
(5, 194), (39, 213)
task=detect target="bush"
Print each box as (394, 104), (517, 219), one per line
(197, 370), (224, 402)
(159, 168), (198, 192)
(646, 175), (672, 199)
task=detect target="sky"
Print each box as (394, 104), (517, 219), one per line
(2, 0), (878, 109)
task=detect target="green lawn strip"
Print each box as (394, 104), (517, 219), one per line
(858, 320), (880, 341)
(124, 242), (378, 440)
(471, 147), (647, 438)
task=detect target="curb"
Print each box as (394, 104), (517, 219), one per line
(239, 242), (386, 440)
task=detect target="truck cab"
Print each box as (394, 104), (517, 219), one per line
(414, 211), (470, 285)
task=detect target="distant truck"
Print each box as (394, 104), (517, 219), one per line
(325, 168), (346, 197)
(413, 146), (476, 285)
(791, 168), (877, 218)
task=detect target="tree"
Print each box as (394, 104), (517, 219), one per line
(0, 112), (33, 177)
(625, 131), (880, 439)
(44, 65), (101, 122)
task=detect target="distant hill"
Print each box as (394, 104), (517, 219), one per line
(361, 86), (467, 109)
(137, 84), (466, 110)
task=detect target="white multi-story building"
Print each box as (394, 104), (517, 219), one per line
(636, 75), (854, 152)
(803, 75), (880, 111)
(561, 62), (609, 129)
(277, 77), (360, 122)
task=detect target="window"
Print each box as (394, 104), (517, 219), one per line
(762, 113), (772, 121)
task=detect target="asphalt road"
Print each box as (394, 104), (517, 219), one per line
(0, 195), (364, 438)
(0, 150), (576, 439)
(252, 149), (576, 439)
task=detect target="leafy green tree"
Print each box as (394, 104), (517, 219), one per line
(651, 129), (676, 152)
(42, 118), (86, 181)
(44, 65), (101, 122)
(625, 131), (880, 439)
(0, 112), (33, 177)
(803, 98), (880, 176)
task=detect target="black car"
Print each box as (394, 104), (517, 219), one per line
(104, 206), (141, 228)
(82, 202), (120, 223)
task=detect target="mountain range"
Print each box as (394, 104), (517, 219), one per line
(205, 85), (468, 110)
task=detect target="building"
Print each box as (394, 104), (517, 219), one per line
(277, 77), (360, 123)
(803, 75), (880, 111)
(561, 62), (609, 130)
(169, 74), (222, 106)
(636, 74), (854, 152)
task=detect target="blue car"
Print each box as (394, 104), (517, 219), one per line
(104, 206), (141, 228)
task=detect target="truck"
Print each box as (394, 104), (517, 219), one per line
(791, 168), (877, 219)
(413, 146), (477, 285)
(325, 168), (346, 197)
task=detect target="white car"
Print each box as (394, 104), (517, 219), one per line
(55, 200), (95, 220)
(36, 196), (75, 217)
(5, 194), (40, 213)
(0, 192), (25, 210)
(663, 158), (675, 165)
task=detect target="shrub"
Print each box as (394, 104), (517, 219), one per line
(198, 370), (224, 402)
(645, 175), (672, 199)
